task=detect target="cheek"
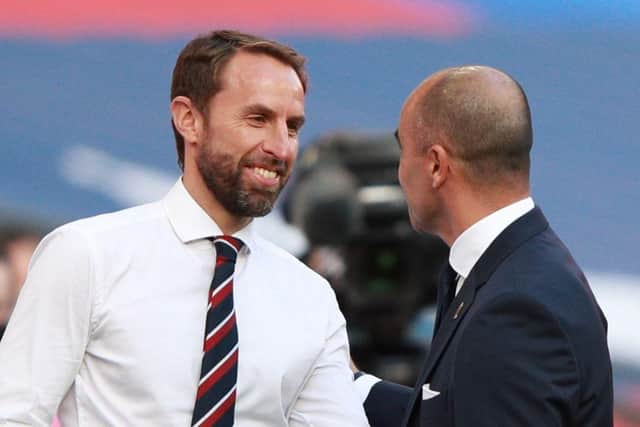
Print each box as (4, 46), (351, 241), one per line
(210, 125), (256, 157)
(398, 168), (404, 186)
(398, 159), (410, 191)
(288, 140), (300, 162)
(399, 160), (425, 209)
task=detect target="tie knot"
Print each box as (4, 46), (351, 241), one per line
(213, 235), (244, 264)
(443, 264), (458, 286)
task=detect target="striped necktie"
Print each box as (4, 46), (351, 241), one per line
(192, 236), (244, 427)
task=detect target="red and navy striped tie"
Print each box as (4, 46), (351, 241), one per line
(192, 236), (244, 427)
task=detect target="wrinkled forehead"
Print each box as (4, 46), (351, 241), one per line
(210, 51), (305, 118)
(220, 51), (304, 94)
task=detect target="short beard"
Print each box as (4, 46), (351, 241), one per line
(196, 143), (287, 218)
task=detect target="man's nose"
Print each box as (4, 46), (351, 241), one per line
(262, 122), (291, 160)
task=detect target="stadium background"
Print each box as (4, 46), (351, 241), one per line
(1, 0), (639, 424)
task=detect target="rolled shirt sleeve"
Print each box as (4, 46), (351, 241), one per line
(0, 227), (94, 425)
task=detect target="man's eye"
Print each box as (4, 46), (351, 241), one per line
(288, 127), (299, 137)
(248, 115), (266, 125)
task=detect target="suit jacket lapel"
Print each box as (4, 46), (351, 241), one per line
(401, 264), (458, 424)
(403, 207), (550, 424)
(416, 273), (478, 390)
(402, 271), (479, 427)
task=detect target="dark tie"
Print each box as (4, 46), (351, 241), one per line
(433, 264), (458, 333)
(192, 236), (244, 427)
(404, 264), (459, 427)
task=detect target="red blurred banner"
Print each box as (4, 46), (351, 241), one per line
(0, 0), (475, 39)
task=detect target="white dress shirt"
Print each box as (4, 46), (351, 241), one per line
(354, 197), (534, 400)
(0, 179), (368, 427)
(449, 197), (534, 295)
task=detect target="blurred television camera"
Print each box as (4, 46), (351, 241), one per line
(285, 131), (448, 384)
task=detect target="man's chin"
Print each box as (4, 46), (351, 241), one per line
(237, 193), (278, 217)
(251, 209), (273, 218)
(243, 203), (274, 218)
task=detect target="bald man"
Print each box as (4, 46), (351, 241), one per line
(355, 66), (613, 426)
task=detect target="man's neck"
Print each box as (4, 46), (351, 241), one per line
(181, 173), (252, 235)
(441, 189), (531, 247)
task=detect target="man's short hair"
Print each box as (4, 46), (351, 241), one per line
(170, 30), (308, 170)
(418, 67), (533, 185)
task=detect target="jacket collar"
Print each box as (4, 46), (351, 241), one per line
(449, 197), (534, 279)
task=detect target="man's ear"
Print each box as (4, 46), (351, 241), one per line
(170, 96), (204, 146)
(427, 144), (450, 189)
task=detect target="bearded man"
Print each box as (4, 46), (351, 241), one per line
(0, 30), (368, 427)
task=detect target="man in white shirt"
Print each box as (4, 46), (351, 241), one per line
(355, 65), (613, 426)
(0, 30), (368, 427)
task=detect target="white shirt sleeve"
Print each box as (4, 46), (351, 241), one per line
(354, 374), (381, 403)
(0, 227), (94, 426)
(289, 291), (370, 427)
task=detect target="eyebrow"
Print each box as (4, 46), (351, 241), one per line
(242, 103), (276, 118)
(394, 129), (400, 144)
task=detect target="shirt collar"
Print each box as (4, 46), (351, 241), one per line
(449, 197), (534, 279)
(162, 178), (256, 253)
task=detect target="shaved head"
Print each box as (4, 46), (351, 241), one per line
(404, 66), (532, 187)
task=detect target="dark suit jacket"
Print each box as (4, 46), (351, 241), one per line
(363, 207), (613, 427)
